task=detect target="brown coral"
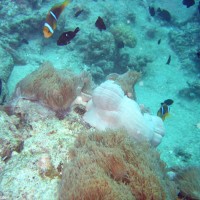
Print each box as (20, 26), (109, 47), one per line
(107, 70), (141, 99)
(175, 166), (200, 200)
(59, 130), (176, 200)
(12, 62), (91, 117)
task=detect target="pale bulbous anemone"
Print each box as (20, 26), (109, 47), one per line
(83, 80), (165, 146)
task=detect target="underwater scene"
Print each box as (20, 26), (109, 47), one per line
(0, 0), (200, 199)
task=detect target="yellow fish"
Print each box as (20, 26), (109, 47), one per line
(43, 0), (70, 38)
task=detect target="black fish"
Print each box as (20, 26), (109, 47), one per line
(149, 6), (155, 16)
(198, 1), (200, 13)
(164, 99), (174, 105)
(57, 27), (80, 46)
(0, 79), (2, 96)
(95, 16), (106, 31)
(166, 55), (171, 65)
(157, 8), (171, 22)
(74, 9), (83, 17)
(21, 38), (29, 45)
(157, 39), (161, 45)
(197, 51), (200, 58)
(182, 0), (195, 8)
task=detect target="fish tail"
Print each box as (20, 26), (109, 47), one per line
(74, 27), (80, 33)
(63, 0), (70, 7)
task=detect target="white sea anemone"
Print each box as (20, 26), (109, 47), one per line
(83, 80), (165, 146)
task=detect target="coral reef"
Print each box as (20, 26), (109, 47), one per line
(110, 23), (137, 48)
(83, 80), (165, 146)
(179, 81), (200, 100)
(128, 54), (153, 73)
(12, 62), (92, 118)
(174, 166), (200, 200)
(80, 30), (116, 80)
(106, 69), (141, 99)
(0, 46), (14, 82)
(59, 130), (176, 200)
(0, 100), (87, 199)
(0, 111), (25, 163)
(168, 24), (200, 72)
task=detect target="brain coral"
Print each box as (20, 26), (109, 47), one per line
(12, 62), (90, 117)
(110, 23), (137, 48)
(59, 130), (177, 200)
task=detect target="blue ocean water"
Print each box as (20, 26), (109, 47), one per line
(0, 0), (200, 199)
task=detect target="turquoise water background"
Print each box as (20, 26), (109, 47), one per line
(0, 0), (200, 199)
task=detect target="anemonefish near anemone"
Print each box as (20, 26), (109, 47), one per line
(157, 99), (174, 121)
(43, 0), (70, 38)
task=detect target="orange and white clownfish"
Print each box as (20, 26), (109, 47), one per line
(43, 0), (70, 38)
(157, 99), (174, 121)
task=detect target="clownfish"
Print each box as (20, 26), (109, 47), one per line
(157, 99), (174, 121)
(43, 0), (70, 38)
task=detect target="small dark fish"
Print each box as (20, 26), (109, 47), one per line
(95, 16), (106, 31)
(157, 39), (161, 45)
(149, 6), (155, 16)
(21, 38), (29, 45)
(57, 27), (80, 46)
(182, 0), (195, 8)
(74, 9), (84, 17)
(0, 79), (2, 96)
(157, 8), (171, 22)
(198, 1), (200, 13)
(197, 51), (200, 58)
(166, 55), (171, 65)
(164, 99), (174, 105)
(157, 99), (174, 121)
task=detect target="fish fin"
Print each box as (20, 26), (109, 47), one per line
(162, 113), (170, 121)
(53, 22), (57, 29)
(74, 27), (80, 33)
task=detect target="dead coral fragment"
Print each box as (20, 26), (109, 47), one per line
(175, 166), (200, 200)
(13, 62), (90, 115)
(59, 130), (176, 200)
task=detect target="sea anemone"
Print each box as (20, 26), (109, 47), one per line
(83, 80), (165, 146)
(174, 166), (200, 200)
(11, 62), (92, 118)
(59, 130), (176, 200)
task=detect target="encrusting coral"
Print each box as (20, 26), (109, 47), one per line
(59, 130), (177, 200)
(11, 62), (92, 118)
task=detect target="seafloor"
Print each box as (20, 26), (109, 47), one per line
(0, 0), (200, 199)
